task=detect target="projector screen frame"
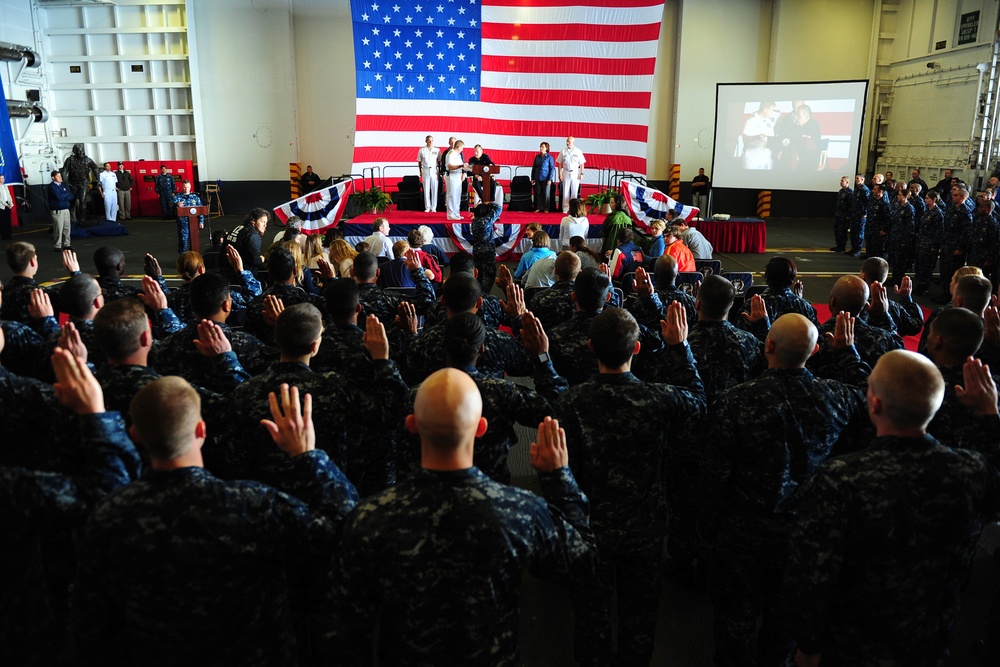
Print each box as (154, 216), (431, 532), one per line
(710, 79), (870, 195)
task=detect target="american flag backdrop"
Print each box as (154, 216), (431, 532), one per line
(350, 0), (665, 181)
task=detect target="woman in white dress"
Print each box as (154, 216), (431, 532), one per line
(559, 198), (589, 250)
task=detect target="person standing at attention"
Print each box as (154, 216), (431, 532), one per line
(418, 135), (440, 214)
(558, 136), (586, 214)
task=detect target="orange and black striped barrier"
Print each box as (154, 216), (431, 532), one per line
(757, 190), (771, 218)
(289, 163), (301, 199)
(669, 163), (680, 200)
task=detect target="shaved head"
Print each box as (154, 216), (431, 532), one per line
(829, 275), (870, 316)
(413, 368), (484, 451)
(869, 350), (944, 430)
(766, 314), (818, 368)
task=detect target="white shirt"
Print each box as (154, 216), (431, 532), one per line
(0, 183), (12, 210)
(446, 149), (464, 176)
(418, 146), (440, 170)
(557, 147), (586, 174)
(559, 215), (589, 248)
(99, 171), (117, 196)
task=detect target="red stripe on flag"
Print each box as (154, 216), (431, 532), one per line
(355, 115), (648, 143)
(483, 0), (662, 6)
(480, 87), (651, 109)
(482, 22), (662, 43)
(481, 55), (656, 76)
(352, 147), (646, 174)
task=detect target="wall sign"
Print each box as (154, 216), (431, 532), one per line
(959, 11), (980, 46)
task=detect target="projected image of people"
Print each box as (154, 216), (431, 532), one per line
(738, 102), (777, 170)
(776, 103), (821, 171)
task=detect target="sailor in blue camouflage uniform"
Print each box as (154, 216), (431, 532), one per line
(0, 348), (141, 666)
(738, 256), (820, 335)
(398, 311), (568, 483)
(940, 186), (974, 297)
(0, 282), (61, 378)
(810, 276), (904, 373)
(167, 245), (262, 324)
(403, 272), (533, 384)
(921, 307), (1000, 460)
(172, 180), (204, 254)
(352, 249), (435, 327)
(628, 253), (698, 329)
(93, 246), (170, 304)
(913, 190), (945, 295)
(554, 303), (707, 666)
(471, 200), (503, 295)
(310, 278), (381, 378)
(703, 312), (871, 667)
(866, 181), (892, 260)
(847, 174), (869, 256)
(153, 164), (176, 218)
(73, 376), (358, 667)
(93, 299), (248, 474)
(785, 351), (1000, 667)
(154, 272), (277, 389)
(224, 305), (407, 497)
(857, 256), (924, 337)
(528, 251), (582, 330)
(322, 368), (596, 665)
(832, 176), (852, 252)
(968, 198), (1000, 288)
(244, 248), (326, 345)
(424, 251), (509, 329)
(908, 181), (926, 219)
(0, 243), (73, 324)
(664, 278), (767, 586)
(888, 189), (916, 283)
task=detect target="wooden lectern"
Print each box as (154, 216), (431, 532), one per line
(471, 163), (495, 204)
(176, 204), (209, 250)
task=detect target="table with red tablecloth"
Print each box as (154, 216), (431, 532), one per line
(693, 217), (766, 253)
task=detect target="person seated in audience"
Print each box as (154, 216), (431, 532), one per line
(383, 240), (435, 289)
(531, 251), (583, 331)
(154, 272), (277, 389)
(244, 248), (326, 345)
(702, 312), (870, 667)
(1, 242), (67, 323)
(785, 351), (999, 667)
(570, 235), (602, 270)
(609, 228), (644, 280)
(664, 224), (696, 272)
(554, 303), (706, 666)
(303, 233), (326, 271)
(646, 220), (667, 260)
(405, 231), (443, 285)
(922, 306), (1000, 453)
(73, 376), (359, 666)
(0, 347), (141, 664)
(93, 298), (247, 470)
(628, 254), (697, 328)
(224, 304), (406, 495)
(738, 256), (819, 335)
(412, 224), (449, 268)
(515, 230), (556, 281)
(327, 238), (358, 279)
(559, 198), (589, 251)
(425, 253), (516, 329)
(348, 249), (433, 328)
(403, 272), (532, 385)
(600, 192), (632, 256)
(325, 367), (596, 664)
(280, 239), (323, 296)
(676, 219), (714, 260)
(664, 277), (766, 587)
(919, 271), (991, 356)
(809, 275), (904, 372)
(857, 256), (923, 337)
(398, 311), (567, 483)
(200, 228), (228, 273)
(548, 267), (613, 386)
(522, 251), (558, 289)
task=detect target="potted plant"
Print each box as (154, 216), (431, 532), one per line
(357, 186), (393, 214)
(585, 189), (615, 215)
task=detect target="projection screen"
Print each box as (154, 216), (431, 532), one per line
(711, 80), (869, 192)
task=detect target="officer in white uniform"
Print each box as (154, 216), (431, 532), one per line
(417, 135), (440, 213)
(557, 136), (586, 214)
(98, 162), (119, 222)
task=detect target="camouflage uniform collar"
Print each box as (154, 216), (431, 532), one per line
(143, 466), (210, 480)
(414, 467), (487, 483)
(594, 371), (640, 384)
(870, 434), (939, 451)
